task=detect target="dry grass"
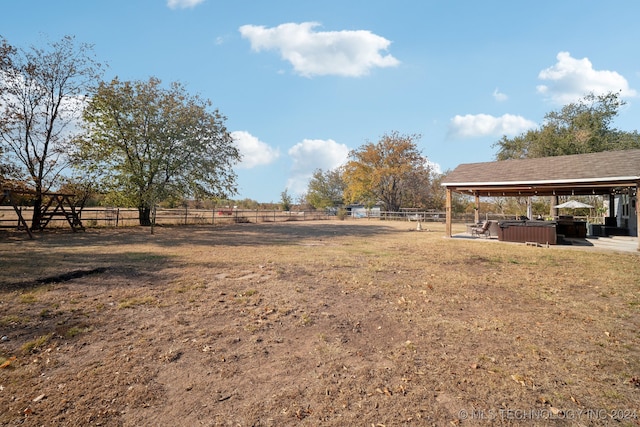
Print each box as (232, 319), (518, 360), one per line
(0, 220), (638, 426)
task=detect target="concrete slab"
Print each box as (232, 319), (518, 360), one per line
(452, 233), (639, 253)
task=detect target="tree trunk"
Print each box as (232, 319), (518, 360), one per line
(138, 206), (152, 226)
(30, 194), (43, 231)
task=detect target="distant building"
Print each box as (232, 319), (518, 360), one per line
(346, 204), (381, 218)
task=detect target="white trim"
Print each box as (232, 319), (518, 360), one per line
(442, 176), (640, 187)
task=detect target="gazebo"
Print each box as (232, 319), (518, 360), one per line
(441, 149), (640, 251)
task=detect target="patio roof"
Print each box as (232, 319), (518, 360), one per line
(442, 149), (640, 197)
(441, 149), (640, 251)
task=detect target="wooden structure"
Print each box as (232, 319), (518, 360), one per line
(0, 189), (33, 238)
(37, 191), (85, 231)
(441, 149), (640, 251)
(0, 189), (85, 237)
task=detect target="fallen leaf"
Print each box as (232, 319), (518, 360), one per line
(511, 374), (526, 386)
(0, 357), (16, 369)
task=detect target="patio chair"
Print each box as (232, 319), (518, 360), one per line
(471, 220), (491, 238)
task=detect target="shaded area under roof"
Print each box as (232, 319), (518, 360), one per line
(442, 149), (640, 197)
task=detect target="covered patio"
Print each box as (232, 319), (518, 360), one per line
(441, 149), (640, 251)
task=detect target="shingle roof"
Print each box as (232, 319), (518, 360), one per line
(442, 149), (640, 196)
(444, 149), (640, 184)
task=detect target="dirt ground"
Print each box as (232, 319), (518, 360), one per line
(0, 220), (638, 426)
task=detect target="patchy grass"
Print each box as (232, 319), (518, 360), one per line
(63, 325), (93, 339)
(118, 296), (156, 309)
(18, 293), (38, 304)
(0, 315), (28, 326)
(0, 221), (638, 426)
(21, 334), (52, 354)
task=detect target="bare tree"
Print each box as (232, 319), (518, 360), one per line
(0, 35), (103, 229)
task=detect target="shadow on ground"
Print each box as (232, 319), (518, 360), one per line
(1, 220), (399, 248)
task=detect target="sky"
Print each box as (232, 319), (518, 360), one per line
(2, 1), (639, 203)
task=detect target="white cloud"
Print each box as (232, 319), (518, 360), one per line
(286, 138), (349, 194)
(537, 51), (637, 104)
(239, 22), (400, 77)
(231, 131), (280, 169)
(493, 88), (508, 102)
(0, 70), (88, 141)
(167, 0), (205, 9)
(448, 113), (536, 139)
(426, 159), (442, 176)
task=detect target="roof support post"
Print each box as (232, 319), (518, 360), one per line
(445, 188), (452, 237)
(550, 195), (558, 218)
(636, 183), (639, 252)
(474, 194), (480, 224)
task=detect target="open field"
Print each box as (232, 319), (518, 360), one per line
(0, 220), (638, 426)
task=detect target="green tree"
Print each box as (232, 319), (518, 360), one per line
(494, 91), (640, 160)
(305, 167), (345, 209)
(343, 131), (429, 212)
(0, 35), (103, 229)
(234, 198), (261, 210)
(425, 171), (447, 210)
(280, 188), (292, 211)
(73, 77), (240, 225)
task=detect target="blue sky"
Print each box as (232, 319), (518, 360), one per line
(2, 1), (639, 203)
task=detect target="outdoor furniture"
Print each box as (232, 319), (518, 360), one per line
(471, 221), (491, 238)
(589, 223), (628, 237)
(555, 216), (587, 238)
(466, 222), (482, 234)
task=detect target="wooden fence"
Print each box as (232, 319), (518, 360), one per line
(0, 206), (336, 228)
(0, 206), (605, 230)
